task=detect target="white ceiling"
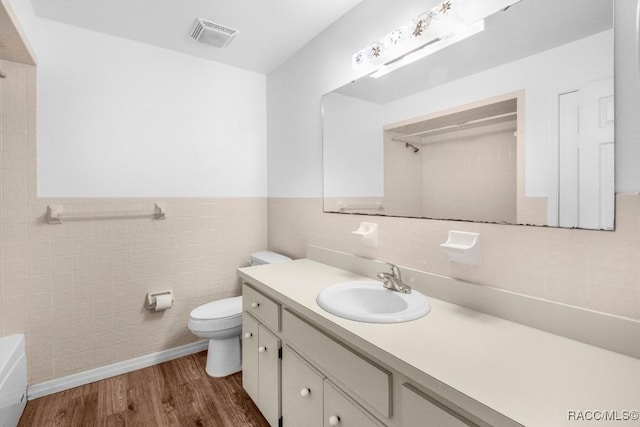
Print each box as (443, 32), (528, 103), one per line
(29, 0), (364, 74)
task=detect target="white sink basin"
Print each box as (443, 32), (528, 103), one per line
(316, 281), (431, 323)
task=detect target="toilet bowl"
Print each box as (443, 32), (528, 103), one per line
(188, 296), (243, 377)
(188, 251), (292, 377)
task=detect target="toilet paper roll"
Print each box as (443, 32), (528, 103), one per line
(154, 294), (173, 311)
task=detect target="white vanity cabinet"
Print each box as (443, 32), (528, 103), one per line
(239, 258), (640, 427)
(242, 282), (496, 427)
(281, 345), (382, 427)
(242, 284), (282, 427)
(281, 309), (391, 419)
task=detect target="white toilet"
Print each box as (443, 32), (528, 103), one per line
(188, 251), (292, 377)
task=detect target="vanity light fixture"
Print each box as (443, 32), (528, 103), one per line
(370, 20), (485, 78)
(353, 0), (520, 77)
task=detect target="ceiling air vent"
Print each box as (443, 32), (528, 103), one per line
(190, 18), (239, 48)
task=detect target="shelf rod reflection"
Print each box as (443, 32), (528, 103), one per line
(339, 203), (384, 213)
(392, 111), (517, 143)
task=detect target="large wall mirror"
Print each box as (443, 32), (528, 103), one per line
(322, 0), (614, 230)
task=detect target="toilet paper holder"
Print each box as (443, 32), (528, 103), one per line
(147, 290), (174, 311)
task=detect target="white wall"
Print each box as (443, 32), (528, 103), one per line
(2, 2), (270, 385)
(614, 0), (640, 193)
(267, 0), (431, 197)
(268, 0), (640, 197)
(266, 0), (640, 319)
(323, 93), (383, 197)
(383, 30), (612, 197)
(35, 18), (267, 197)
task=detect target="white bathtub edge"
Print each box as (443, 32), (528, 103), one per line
(0, 334), (27, 427)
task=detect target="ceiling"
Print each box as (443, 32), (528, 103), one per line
(29, 0), (364, 74)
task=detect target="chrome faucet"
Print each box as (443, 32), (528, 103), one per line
(377, 263), (412, 294)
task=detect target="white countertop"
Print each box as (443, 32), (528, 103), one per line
(238, 259), (640, 427)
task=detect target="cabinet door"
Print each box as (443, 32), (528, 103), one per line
(282, 309), (391, 418)
(401, 384), (474, 427)
(282, 346), (324, 427)
(323, 380), (380, 427)
(242, 313), (259, 404)
(258, 324), (281, 427)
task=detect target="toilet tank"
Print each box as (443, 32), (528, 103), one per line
(250, 251), (292, 266)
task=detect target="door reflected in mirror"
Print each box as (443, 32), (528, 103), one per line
(322, 0), (614, 230)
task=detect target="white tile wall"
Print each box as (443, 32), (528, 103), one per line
(0, 60), (268, 384)
(268, 196), (640, 321)
(420, 128), (517, 223)
(1, 56), (637, 387)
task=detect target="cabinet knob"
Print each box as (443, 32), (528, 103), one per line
(300, 388), (310, 397)
(258, 346), (266, 353)
(251, 302), (260, 308)
(328, 415), (340, 426)
(244, 332), (253, 339)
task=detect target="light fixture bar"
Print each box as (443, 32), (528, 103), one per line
(352, 0), (520, 77)
(370, 20), (485, 78)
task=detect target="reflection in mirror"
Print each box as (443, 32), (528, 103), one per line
(322, 0), (614, 230)
(384, 93), (520, 223)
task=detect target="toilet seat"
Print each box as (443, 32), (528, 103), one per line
(188, 296), (242, 333)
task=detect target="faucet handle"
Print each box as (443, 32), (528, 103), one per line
(385, 262), (402, 280)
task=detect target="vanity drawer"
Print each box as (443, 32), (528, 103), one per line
(243, 283), (280, 332)
(282, 309), (391, 419)
(401, 383), (475, 427)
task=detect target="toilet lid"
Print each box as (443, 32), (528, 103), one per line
(190, 296), (242, 320)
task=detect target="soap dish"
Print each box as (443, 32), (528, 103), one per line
(440, 231), (480, 266)
(351, 222), (378, 247)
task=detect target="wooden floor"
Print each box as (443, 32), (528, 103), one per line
(18, 352), (269, 427)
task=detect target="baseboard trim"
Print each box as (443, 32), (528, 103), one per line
(27, 340), (208, 400)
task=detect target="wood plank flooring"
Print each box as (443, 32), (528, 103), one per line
(18, 351), (269, 427)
